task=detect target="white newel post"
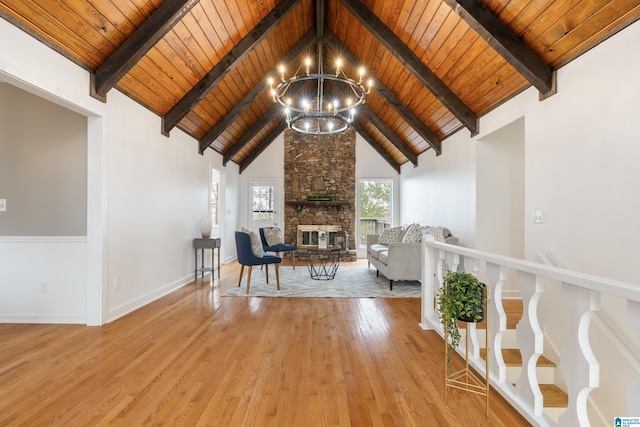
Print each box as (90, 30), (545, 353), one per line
(515, 271), (545, 416)
(558, 284), (601, 427)
(486, 262), (507, 383)
(627, 300), (640, 414)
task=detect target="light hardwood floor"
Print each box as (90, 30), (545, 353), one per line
(0, 261), (531, 426)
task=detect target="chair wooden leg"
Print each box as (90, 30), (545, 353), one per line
(390, 280), (393, 290)
(275, 264), (280, 290)
(245, 266), (253, 294)
(237, 265), (245, 287)
(265, 264), (269, 283)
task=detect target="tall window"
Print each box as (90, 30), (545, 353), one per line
(210, 169), (220, 226)
(358, 179), (392, 247)
(252, 185), (275, 221)
(210, 181), (219, 226)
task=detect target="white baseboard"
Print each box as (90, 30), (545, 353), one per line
(105, 274), (194, 323)
(0, 314), (87, 324)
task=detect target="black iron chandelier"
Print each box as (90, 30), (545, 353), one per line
(268, 42), (372, 135)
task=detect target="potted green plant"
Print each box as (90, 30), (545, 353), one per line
(437, 270), (486, 368)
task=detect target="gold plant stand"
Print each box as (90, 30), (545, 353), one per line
(443, 292), (490, 417)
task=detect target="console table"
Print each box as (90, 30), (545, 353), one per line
(193, 237), (221, 281)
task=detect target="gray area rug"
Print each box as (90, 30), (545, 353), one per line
(223, 265), (421, 298)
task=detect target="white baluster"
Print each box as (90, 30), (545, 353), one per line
(515, 271), (545, 416)
(558, 284), (600, 427)
(626, 300), (640, 414)
(421, 236), (436, 329)
(486, 262), (507, 383)
(467, 259), (483, 359)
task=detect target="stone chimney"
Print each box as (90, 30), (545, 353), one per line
(283, 128), (356, 256)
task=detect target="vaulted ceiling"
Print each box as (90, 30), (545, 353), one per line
(2, 0), (639, 173)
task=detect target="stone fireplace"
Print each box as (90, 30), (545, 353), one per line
(284, 128), (356, 260)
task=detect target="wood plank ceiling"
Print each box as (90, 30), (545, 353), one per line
(1, 0), (639, 173)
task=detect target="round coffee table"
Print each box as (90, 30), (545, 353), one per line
(305, 246), (341, 280)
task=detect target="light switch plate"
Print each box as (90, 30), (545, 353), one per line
(0, 199), (6, 212)
(533, 210), (544, 224)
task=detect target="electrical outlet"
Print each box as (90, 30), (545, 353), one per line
(113, 276), (121, 290)
(40, 281), (49, 293)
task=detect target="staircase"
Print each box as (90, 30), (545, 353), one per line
(422, 237), (640, 426)
(475, 299), (569, 421)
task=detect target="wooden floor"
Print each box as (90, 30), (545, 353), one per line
(0, 261), (531, 426)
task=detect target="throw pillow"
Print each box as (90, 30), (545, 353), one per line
(377, 226), (404, 244)
(425, 226), (446, 243)
(241, 227), (264, 257)
(402, 223), (422, 243)
(264, 227), (284, 247)
(249, 231), (264, 257)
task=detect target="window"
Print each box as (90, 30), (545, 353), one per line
(210, 169), (220, 226)
(358, 179), (392, 247)
(252, 185), (275, 221)
(210, 181), (219, 226)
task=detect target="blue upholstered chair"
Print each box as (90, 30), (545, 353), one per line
(235, 231), (281, 294)
(259, 227), (297, 269)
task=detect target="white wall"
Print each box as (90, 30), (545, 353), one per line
(476, 118), (524, 259)
(0, 17), (239, 324)
(104, 90), (226, 321)
(400, 131), (477, 247)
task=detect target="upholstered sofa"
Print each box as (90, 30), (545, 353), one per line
(367, 224), (458, 290)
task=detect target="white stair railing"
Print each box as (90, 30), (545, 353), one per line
(420, 235), (640, 427)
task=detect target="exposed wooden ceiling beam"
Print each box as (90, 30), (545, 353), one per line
(324, 30), (442, 155)
(316, 0), (325, 41)
(91, 0), (200, 101)
(358, 105), (418, 166)
(239, 122), (286, 174)
(443, 0), (556, 98)
(198, 31), (316, 154)
(223, 104), (282, 166)
(339, 0), (478, 135)
(162, 0), (302, 136)
(351, 121), (401, 174)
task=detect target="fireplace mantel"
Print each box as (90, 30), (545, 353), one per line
(285, 200), (352, 211)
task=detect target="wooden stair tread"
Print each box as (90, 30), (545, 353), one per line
(506, 383), (568, 408)
(540, 384), (568, 407)
(480, 348), (556, 367)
